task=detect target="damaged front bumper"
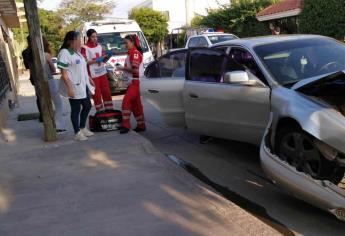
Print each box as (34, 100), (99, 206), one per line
(260, 137), (345, 221)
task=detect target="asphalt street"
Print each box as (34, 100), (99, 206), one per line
(138, 99), (345, 236)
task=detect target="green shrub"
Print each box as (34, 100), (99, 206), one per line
(299, 0), (345, 40)
(192, 0), (276, 37)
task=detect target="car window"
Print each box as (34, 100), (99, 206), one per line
(198, 37), (209, 47)
(188, 37), (201, 48)
(144, 61), (160, 78)
(188, 48), (226, 83)
(229, 48), (268, 85)
(146, 51), (186, 78)
(208, 35), (237, 44)
(254, 38), (345, 86)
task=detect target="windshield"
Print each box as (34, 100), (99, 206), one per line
(97, 31), (150, 54)
(254, 38), (345, 86)
(208, 35), (237, 44)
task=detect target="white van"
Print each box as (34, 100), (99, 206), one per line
(82, 19), (154, 93)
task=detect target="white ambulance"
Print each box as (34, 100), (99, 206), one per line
(82, 19), (154, 93)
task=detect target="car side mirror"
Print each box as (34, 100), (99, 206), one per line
(224, 71), (249, 84)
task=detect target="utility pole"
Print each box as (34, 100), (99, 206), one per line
(23, 0), (57, 142)
(185, 0), (193, 26)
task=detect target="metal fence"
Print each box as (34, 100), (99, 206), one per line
(0, 53), (10, 102)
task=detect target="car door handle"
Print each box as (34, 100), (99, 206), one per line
(148, 89), (159, 94)
(189, 93), (199, 99)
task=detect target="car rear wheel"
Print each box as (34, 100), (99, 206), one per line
(276, 125), (345, 185)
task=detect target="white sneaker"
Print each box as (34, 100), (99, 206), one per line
(75, 131), (88, 141)
(81, 128), (94, 137)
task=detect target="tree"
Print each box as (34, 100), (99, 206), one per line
(39, 10), (65, 55)
(24, 0), (57, 141)
(12, 8), (64, 56)
(129, 7), (168, 56)
(192, 0), (276, 37)
(58, 0), (116, 32)
(299, 0), (345, 40)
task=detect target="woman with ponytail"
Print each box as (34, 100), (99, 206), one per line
(57, 31), (95, 141)
(116, 34), (146, 134)
(81, 29), (114, 112)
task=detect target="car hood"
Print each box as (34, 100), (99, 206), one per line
(291, 70), (345, 91)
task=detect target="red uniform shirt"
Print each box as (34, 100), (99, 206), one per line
(125, 47), (143, 78)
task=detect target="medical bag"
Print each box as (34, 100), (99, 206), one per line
(89, 109), (122, 132)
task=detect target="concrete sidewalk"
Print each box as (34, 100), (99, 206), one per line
(0, 75), (279, 236)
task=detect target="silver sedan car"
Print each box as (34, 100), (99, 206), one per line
(141, 35), (345, 221)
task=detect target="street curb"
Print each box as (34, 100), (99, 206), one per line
(132, 132), (281, 235)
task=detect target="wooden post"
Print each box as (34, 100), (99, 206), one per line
(23, 0), (57, 142)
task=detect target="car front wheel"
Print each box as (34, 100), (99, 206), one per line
(276, 125), (345, 185)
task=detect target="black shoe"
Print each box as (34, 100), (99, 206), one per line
(200, 135), (213, 144)
(133, 127), (146, 132)
(120, 127), (130, 134)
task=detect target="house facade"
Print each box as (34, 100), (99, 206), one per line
(0, 0), (22, 138)
(257, 0), (303, 34)
(134, 0), (230, 32)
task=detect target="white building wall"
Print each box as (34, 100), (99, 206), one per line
(134, 0), (230, 33)
(152, 0), (187, 32)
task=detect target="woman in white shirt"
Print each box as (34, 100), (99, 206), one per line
(42, 37), (66, 134)
(58, 31), (95, 141)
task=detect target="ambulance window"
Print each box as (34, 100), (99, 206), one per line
(97, 32), (149, 53)
(137, 32), (149, 53)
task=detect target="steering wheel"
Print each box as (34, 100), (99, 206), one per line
(319, 61), (342, 73)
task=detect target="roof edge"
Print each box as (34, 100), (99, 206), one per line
(257, 9), (302, 21)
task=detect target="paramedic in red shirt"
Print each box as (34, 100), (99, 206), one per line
(116, 34), (146, 134)
(81, 29), (114, 111)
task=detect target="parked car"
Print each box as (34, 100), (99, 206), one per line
(185, 33), (238, 48)
(141, 35), (345, 221)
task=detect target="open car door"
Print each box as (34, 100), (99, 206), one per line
(140, 50), (187, 126)
(184, 47), (271, 145)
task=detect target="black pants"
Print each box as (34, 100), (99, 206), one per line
(69, 97), (92, 134)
